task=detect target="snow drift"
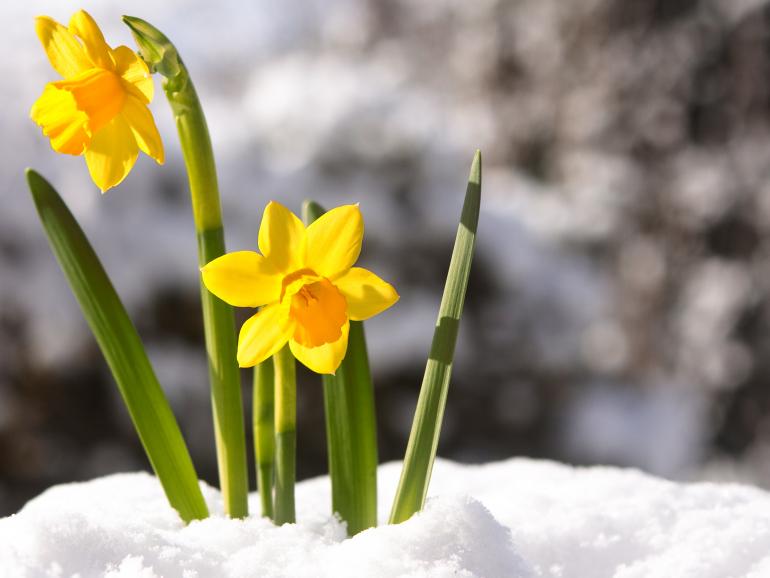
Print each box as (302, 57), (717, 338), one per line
(2, 458), (770, 577)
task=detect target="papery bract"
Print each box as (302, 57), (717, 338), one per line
(202, 202), (398, 374)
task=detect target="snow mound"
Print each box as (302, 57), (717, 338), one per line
(2, 459), (770, 577)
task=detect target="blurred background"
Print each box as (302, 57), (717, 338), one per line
(3, 0), (770, 516)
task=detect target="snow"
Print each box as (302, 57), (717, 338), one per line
(2, 459), (770, 578)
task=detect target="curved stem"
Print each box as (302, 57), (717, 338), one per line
(124, 16), (248, 518)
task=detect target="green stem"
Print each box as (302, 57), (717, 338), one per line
(253, 359), (275, 519)
(303, 200), (378, 536)
(273, 345), (296, 524)
(123, 16), (248, 518)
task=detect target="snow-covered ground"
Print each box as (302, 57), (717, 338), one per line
(2, 459), (770, 578)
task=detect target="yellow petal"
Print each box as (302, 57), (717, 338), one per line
(68, 10), (113, 70)
(84, 115), (138, 192)
(290, 319), (349, 374)
(306, 204), (363, 279)
(113, 45), (154, 103)
(30, 84), (90, 155)
(334, 267), (399, 321)
(258, 201), (306, 274)
(201, 251), (282, 308)
(35, 16), (91, 77)
(238, 305), (293, 367)
(122, 95), (164, 164)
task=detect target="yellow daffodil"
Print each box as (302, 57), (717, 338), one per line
(30, 10), (164, 192)
(201, 202), (399, 374)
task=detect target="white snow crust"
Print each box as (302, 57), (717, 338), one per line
(2, 458), (770, 578)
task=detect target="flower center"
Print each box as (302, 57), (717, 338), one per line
(63, 69), (127, 134)
(280, 268), (317, 302)
(282, 271), (347, 348)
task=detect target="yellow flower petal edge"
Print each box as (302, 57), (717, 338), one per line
(237, 305), (294, 367)
(30, 10), (164, 192)
(306, 204), (363, 279)
(334, 267), (399, 321)
(258, 201), (306, 274)
(290, 320), (350, 375)
(202, 201), (399, 374)
(200, 251), (281, 308)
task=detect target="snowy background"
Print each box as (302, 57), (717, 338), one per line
(3, 0), (770, 515)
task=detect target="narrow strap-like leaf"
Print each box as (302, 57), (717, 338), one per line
(389, 150), (481, 524)
(303, 200), (378, 536)
(26, 169), (209, 523)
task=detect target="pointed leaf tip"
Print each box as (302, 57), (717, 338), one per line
(25, 168), (54, 203)
(301, 199), (326, 225)
(25, 168), (37, 189)
(469, 150), (481, 186)
(25, 167), (42, 185)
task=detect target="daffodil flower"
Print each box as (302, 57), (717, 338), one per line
(30, 10), (164, 192)
(201, 202), (399, 374)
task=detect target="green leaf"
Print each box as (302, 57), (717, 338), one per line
(303, 200), (379, 536)
(388, 150), (481, 525)
(26, 169), (209, 523)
